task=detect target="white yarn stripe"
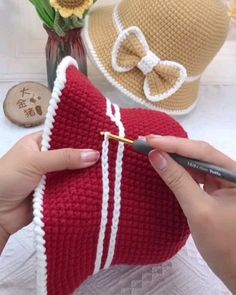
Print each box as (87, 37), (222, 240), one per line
(33, 57), (78, 295)
(106, 98), (118, 122)
(33, 176), (47, 295)
(93, 108), (111, 274)
(186, 74), (201, 83)
(93, 99), (125, 273)
(112, 0), (201, 84)
(104, 101), (125, 270)
(113, 3), (124, 33)
(82, 13), (200, 115)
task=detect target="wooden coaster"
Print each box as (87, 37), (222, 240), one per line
(3, 82), (51, 127)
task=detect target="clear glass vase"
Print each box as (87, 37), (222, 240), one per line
(44, 26), (87, 91)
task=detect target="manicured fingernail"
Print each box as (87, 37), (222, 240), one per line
(138, 136), (146, 141)
(148, 134), (163, 140)
(81, 150), (100, 163)
(149, 151), (167, 171)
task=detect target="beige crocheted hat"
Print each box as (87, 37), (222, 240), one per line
(83, 0), (229, 115)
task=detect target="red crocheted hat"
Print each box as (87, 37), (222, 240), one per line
(33, 57), (190, 295)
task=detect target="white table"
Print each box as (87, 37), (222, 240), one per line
(0, 36), (236, 295)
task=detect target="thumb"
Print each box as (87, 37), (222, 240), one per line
(149, 150), (208, 217)
(35, 148), (100, 174)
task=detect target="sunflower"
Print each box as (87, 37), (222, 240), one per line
(50, 0), (93, 19)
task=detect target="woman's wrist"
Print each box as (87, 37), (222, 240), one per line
(0, 199), (32, 255)
(0, 224), (10, 254)
(223, 276), (236, 294)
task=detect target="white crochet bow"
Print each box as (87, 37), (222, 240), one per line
(112, 26), (187, 102)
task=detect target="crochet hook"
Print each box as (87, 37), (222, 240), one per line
(100, 132), (236, 184)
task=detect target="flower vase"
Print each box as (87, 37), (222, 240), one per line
(44, 26), (87, 91)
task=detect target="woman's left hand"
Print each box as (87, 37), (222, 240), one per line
(0, 132), (100, 252)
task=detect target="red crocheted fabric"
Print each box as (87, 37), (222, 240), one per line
(33, 57), (190, 295)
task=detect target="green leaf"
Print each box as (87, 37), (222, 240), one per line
(70, 16), (84, 28)
(53, 11), (66, 36)
(39, 0), (55, 18)
(82, 8), (90, 18)
(36, 7), (53, 27)
(29, 0), (55, 28)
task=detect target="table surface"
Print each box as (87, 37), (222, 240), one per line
(0, 33), (236, 295)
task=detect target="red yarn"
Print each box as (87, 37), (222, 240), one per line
(42, 65), (190, 295)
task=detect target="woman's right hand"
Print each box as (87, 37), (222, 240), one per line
(147, 135), (236, 294)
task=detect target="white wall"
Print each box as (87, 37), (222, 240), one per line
(0, 0), (117, 82)
(0, 0), (235, 85)
(0, 0), (47, 81)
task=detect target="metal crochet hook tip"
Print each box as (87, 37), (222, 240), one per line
(100, 132), (134, 145)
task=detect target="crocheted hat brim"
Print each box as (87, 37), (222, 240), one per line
(82, 6), (200, 115)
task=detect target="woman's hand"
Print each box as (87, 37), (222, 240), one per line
(147, 135), (236, 294)
(0, 132), (100, 252)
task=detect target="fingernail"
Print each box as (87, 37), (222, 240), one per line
(81, 150), (100, 163)
(148, 134), (163, 140)
(149, 151), (167, 171)
(138, 136), (146, 141)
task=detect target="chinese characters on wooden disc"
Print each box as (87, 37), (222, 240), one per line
(3, 82), (51, 127)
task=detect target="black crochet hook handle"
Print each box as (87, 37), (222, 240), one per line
(133, 140), (236, 184)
